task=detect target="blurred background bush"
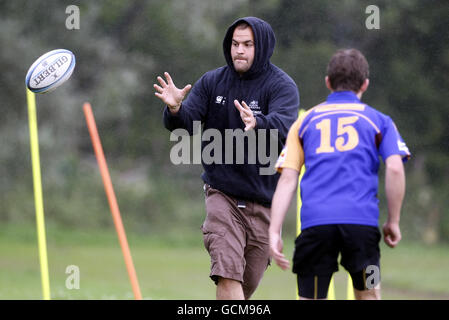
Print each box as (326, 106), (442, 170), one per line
(1, 0), (448, 244)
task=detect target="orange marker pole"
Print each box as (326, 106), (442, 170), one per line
(83, 102), (142, 300)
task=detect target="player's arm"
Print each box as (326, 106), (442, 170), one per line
(383, 154), (405, 248)
(269, 167), (299, 270)
(269, 115), (305, 270)
(157, 72), (210, 134)
(234, 82), (299, 133)
(255, 82), (300, 140)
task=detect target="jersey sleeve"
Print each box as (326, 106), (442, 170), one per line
(379, 117), (411, 162)
(275, 116), (305, 173)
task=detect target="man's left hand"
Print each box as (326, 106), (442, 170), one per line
(234, 100), (256, 131)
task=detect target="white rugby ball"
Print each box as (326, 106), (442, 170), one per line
(25, 49), (76, 93)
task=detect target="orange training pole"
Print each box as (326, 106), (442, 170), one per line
(83, 102), (142, 300)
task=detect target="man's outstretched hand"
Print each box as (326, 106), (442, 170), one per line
(154, 72), (191, 114)
(234, 100), (256, 131)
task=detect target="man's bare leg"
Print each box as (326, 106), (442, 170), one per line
(354, 286), (381, 300)
(216, 278), (244, 300)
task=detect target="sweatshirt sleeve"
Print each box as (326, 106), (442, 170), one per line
(254, 81), (300, 142)
(163, 73), (210, 135)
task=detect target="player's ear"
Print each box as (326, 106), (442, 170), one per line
(325, 76), (333, 92)
(360, 78), (369, 93)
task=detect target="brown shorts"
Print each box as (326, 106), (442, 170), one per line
(201, 184), (271, 299)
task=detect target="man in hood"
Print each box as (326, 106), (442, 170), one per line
(154, 17), (299, 299)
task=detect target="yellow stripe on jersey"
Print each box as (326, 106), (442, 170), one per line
(299, 110), (381, 138)
(314, 103), (366, 112)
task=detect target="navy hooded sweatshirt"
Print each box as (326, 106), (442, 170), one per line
(163, 17), (299, 206)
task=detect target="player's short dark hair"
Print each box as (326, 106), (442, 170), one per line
(327, 49), (369, 92)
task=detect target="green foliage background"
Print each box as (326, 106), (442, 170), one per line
(1, 0), (448, 244)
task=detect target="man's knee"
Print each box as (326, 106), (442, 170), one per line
(216, 277), (244, 300)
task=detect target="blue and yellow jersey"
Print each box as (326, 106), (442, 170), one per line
(276, 91), (411, 230)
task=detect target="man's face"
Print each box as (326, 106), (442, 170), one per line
(231, 26), (255, 74)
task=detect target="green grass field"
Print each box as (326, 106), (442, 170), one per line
(1, 223), (448, 300)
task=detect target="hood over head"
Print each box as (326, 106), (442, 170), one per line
(223, 17), (276, 78)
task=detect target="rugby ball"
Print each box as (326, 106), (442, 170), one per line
(25, 49), (76, 93)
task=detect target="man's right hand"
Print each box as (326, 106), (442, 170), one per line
(154, 72), (192, 114)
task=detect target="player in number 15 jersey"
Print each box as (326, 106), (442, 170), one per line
(269, 49), (410, 300)
(277, 92), (410, 229)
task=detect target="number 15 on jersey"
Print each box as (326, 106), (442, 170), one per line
(315, 116), (360, 154)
